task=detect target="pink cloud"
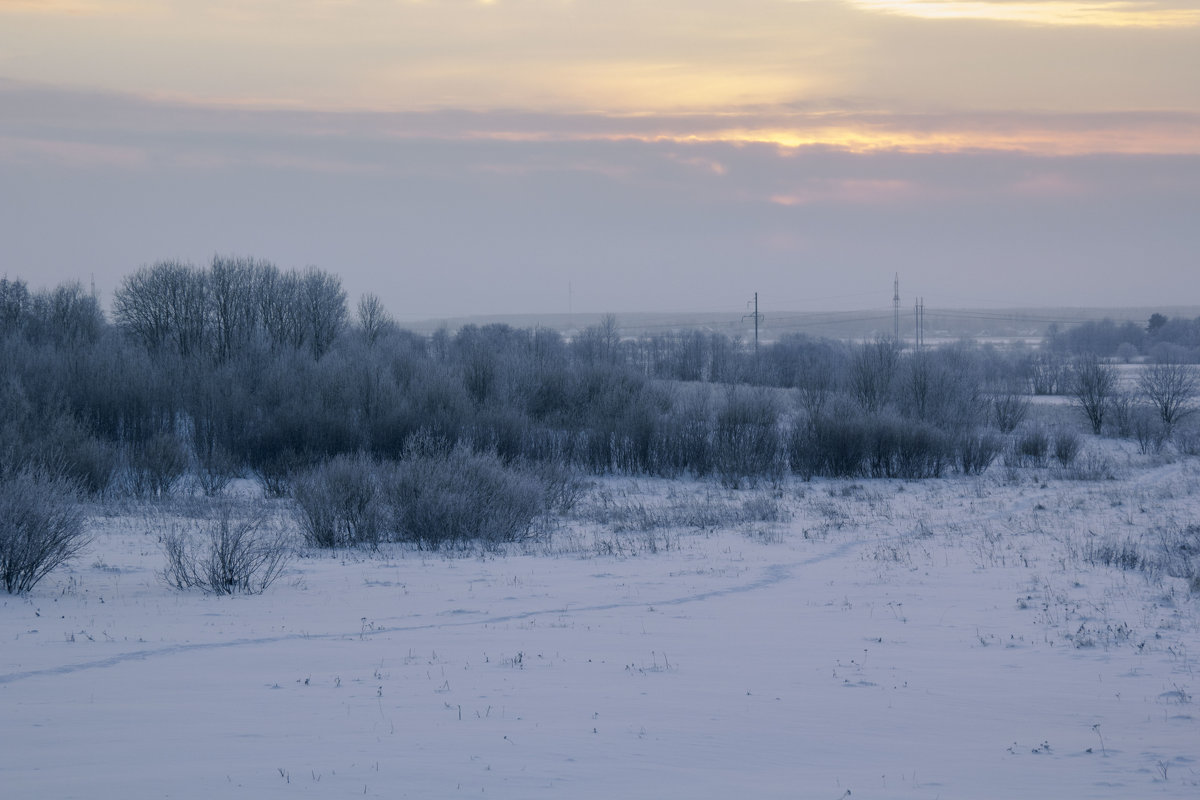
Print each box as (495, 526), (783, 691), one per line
(0, 136), (146, 168)
(770, 178), (918, 206)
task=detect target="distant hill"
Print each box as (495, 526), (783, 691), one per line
(400, 306), (1200, 344)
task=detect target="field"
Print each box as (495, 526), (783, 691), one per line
(3, 440), (1199, 799)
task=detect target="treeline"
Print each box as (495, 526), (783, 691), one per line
(1045, 314), (1200, 362)
(2, 257), (1106, 501)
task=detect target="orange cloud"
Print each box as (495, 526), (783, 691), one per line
(451, 120), (1200, 156)
(844, 0), (1200, 27)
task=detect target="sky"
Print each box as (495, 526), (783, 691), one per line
(1, 0), (1198, 320)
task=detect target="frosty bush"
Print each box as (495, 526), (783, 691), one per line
(790, 410), (868, 479)
(384, 444), (548, 548)
(161, 504), (291, 595)
(1057, 450), (1117, 481)
(254, 449), (304, 498)
(523, 457), (590, 515)
(989, 391), (1030, 434)
(194, 444), (238, 498)
(1132, 407), (1168, 455)
(864, 415), (952, 479)
(128, 432), (189, 498)
(713, 387), (782, 488)
(292, 453), (385, 548)
(1012, 426), (1050, 467)
(954, 430), (1002, 475)
(1052, 428), (1082, 467)
(0, 468), (89, 594)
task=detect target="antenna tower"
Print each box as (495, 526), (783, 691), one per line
(893, 273), (900, 342)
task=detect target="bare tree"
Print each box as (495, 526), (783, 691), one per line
(208, 255), (261, 362)
(1028, 353), (1066, 395)
(112, 261), (208, 357)
(253, 262), (295, 352)
(299, 267), (347, 358)
(357, 292), (393, 346)
(112, 264), (174, 351)
(0, 276), (32, 337)
(1069, 354), (1117, 435)
(1139, 360), (1198, 436)
(27, 282), (105, 346)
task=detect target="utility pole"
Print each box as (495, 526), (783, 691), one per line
(914, 297), (925, 349)
(914, 298), (920, 349)
(743, 292), (762, 359)
(893, 272), (900, 343)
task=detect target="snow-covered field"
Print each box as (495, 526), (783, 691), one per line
(4, 447), (1199, 798)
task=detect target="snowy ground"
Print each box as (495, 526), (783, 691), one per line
(3, 447), (1199, 798)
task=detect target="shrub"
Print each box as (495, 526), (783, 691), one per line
(161, 503), (291, 594)
(955, 431), (1003, 475)
(292, 453), (386, 548)
(1107, 391), (1136, 438)
(1132, 407), (1168, 455)
(1057, 450), (1117, 481)
(1052, 428), (1082, 467)
(60, 436), (120, 498)
(194, 444), (238, 497)
(1014, 426), (1050, 467)
(384, 444), (548, 548)
(0, 468), (89, 594)
(522, 457), (589, 515)
(1175, 426), (1200, 457)
(990, 392), (1030, 434)
(792, 411), (868, 479)
(129, 433), (189, 498)
(713, 387), (782, 488)
(253, 449), (305, 498)
(647, 389), (713, 478)
(865, 416), (951, 479)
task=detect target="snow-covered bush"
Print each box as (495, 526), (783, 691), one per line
(384, 444), (548, 548)
(1012, 426), (1050, 467)
(292, 453), (386, 548)
(713, 387), (782, 488)
(0, 468), (89, 594)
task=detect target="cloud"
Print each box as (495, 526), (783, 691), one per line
(843, 0), (1200, 27)
(770, 178), (920, 205)
(2, 80), (1197, 316)
(0, 1), (144, 14)
(0, 135), (146, 168)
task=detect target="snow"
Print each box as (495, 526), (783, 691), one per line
(3, 452), (1199, 798)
